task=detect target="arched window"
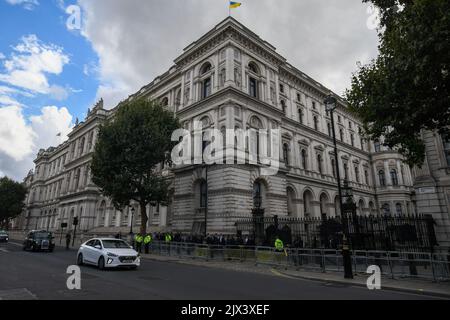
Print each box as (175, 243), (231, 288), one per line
(390, 169), (399, 186)
(283, 143), (289, 166)
(200, 62), (212, 75)
(374, 139), (381, 152)
(317, 154), (323, 174)
(313, 116), (319, 131)
(161, 97), (169, 107)
(199, 63), (212, 99)
(248, 62), (259, 74)
(301, 149), (307, 170)
(378, 170), (386, 186)
(396, 203), (403, 215)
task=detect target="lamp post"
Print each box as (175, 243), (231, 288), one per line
(130, 206), (135, 235)
(252, 192), (265, 246)
(324, 94), (353, 279)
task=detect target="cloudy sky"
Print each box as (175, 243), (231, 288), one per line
(0, 0), (379, 181)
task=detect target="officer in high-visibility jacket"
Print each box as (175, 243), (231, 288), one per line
(165, 233), (172, 243)
(274, 237), (284, 251)
(143, 233), (152, 254)
(134, 233), (143, 253)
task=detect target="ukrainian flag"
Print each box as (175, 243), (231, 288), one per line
(229, 1), (242, 9)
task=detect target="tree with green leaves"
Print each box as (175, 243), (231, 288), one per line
(90, 99), (180, 235)
(0, 177), (27, 230)
(346, 0), (449, 166)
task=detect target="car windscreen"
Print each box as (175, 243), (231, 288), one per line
(0, 231), (7, 235)
(34, 232), (51, 239)
(102, 240), (130, 249)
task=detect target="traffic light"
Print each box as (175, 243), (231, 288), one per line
(73, 216), (78, 226)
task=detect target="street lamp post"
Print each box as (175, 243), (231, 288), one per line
(252, 194), (265, 246)
(130, 207), (135, 235)
(324, 94), (353, 279)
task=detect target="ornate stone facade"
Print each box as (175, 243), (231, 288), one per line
(13, 17), (450, 246)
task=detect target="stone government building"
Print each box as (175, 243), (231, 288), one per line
(13, 17), (450, 247)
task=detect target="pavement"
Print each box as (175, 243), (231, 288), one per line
(139, 252), (450, 299)
(0, 240), (448, 300)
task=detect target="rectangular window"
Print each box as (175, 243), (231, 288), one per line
(202, 78), (211, 99)
(279, 84), (284, 94)
(249, 78), (258, 98)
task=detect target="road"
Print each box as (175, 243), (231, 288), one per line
(0, 241), (442, 300)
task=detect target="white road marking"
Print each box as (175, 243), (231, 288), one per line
(0, 288), (38, 300)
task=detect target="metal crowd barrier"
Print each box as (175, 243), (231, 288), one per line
(146, 241), (450, 282)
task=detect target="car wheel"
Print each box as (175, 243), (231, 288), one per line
(77, 253), (84, 266)
(98, 256), (105, 270)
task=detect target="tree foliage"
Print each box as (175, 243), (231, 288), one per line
(90, 99), (180, 234)
(0, 177), (27, 229)
(346, 0), (450, 166)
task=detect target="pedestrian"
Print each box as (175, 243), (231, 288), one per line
(65, 232), (71, 250)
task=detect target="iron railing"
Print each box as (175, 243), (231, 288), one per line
(235, 214), (438, 252)
(147, 241), (450, 282)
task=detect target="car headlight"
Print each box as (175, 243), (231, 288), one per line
(107, 252), (118, 257)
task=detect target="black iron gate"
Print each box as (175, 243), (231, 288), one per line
(236, 214), (437, 252)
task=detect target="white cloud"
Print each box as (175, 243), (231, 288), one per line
(78, 0), (379, 108)
(5, 0), (39, 10)
(0, 105), (35, 161)
(0, 35), (70, 98)
(0, 104), (73, 181)
(0, 53), (5, 60)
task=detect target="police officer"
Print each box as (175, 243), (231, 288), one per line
(143, 233), (152, 254)
(134, 233), (143, 253)
(165, 233), (172, 254)
(274, 236), (284, 251)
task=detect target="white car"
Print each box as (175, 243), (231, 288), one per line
(77, 238), (140, 270)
